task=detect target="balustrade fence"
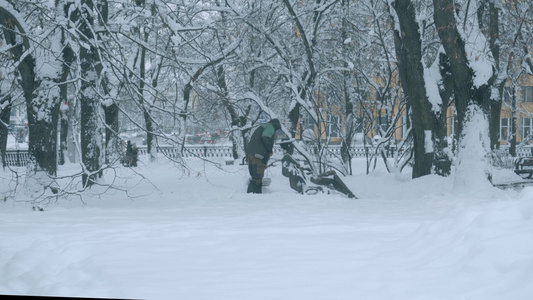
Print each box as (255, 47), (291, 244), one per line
(3, 150), (28, 167)
(3, 145), (532, 167)
(137, 145), (383, 159)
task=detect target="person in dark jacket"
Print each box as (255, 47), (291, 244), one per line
(124, 140), (133, 166)
(131, 143), (139, 167)
(245, 118), (282, 194)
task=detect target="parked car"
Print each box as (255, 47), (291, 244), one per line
(185, 134), (202, 144)
(199, 133), (216, 144)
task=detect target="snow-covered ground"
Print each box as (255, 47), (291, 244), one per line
(1, 154), (533, 300)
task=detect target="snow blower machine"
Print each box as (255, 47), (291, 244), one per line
(278, 139), (356, 199)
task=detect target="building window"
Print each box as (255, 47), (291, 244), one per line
(355, 117), (364, 133)
(301, 114), (315, 131)
(522, 117), (532, 140)
(523, 87), (533, 103)
(378, 115), (388, 133)
(500, 117), (509, 141)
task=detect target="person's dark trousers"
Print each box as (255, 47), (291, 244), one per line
(247, 154), (267, 194)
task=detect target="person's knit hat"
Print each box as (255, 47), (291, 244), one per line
(269, 118), (281, 130)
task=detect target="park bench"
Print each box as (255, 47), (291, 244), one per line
(514, 157), (533, 179)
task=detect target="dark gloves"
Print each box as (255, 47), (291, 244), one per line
(265, 152), (273, 164)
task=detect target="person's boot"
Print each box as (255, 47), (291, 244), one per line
(247, 181), (256, 193)
(247, 181), (261, 194)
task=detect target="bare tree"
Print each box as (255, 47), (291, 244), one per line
(433, 0), (495, 188)
(1, 2), (62, 194)
(76, 0), (105, 186)
(390, 0), (440, 178)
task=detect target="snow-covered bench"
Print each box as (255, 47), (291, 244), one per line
(514, 157), (533, 179)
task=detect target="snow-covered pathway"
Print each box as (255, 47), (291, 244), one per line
(1, 158), (533, 300)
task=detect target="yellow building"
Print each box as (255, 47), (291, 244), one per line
(296, 69), (533, 148)
(500, 73), (533, 145)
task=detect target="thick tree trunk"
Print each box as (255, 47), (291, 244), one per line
(283, 0), (317, 139)
(104, 104), (119, 163)
(80, 71), (104, 186)
(56, 0), (77, 166)
(79, 1), (103, 186)
(1, 6), (59, 179)
(27, 85), (60, 176)
(97, 0), (120, 164)
(435, 53), (455, 176)
(433, 0), (477, 131)
(487, 2), (502, 150)
(133, 0), (156, 162)
(433, 0), (494, 189)
(58, 44), (74, 166)
(391, 0), (436, 178)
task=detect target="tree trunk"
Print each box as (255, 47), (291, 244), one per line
(139, 28), (156, 162)
(79, 1), (104, 186)
(58, 27), (75, 166)
(59, 115), (68, 165)
(1, 6), (59, 179)
(97, 0), (120, 164)
(486, 2), (502, 150)
(27, 86), (60, 176)
(0, 97), (11, 169)
(510, 86), (517, 157)
(433, 0), (494, 189)
(282, 0), (317, 139)
(340, 0), (354, 175)
(489, 99), (502, 150)
(391, 0), (436, 178)
(435, 53), (455, 176)
(104, 104), (120, 163)
(217, 65), (247, 159)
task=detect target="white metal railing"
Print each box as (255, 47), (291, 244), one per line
(138, 145), (234, 158)
(3, 150), (29, 167)
(138, 144), (380, 159)
(4, 145), (533, 167)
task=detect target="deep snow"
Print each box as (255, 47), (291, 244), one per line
(1, 152), (533, 300)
